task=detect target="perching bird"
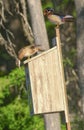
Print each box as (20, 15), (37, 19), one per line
(17, 45), (44, 67)
(43, 7), (74, 26)
(18, 45), (44, 60)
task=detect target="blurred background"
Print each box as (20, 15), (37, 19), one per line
(0, 0), (84, 130)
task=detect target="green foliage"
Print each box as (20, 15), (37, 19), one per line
(63, 48), (76, 68)
(42, 0), (53, 8)
(9, 67), (25, 87)
(0, 67), (44, 130)
(72, 115), (84, 130)
(0, 100), (44, 130)
(61, 124), (66, 130)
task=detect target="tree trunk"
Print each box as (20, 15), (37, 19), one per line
(74, 0), (84, 115)
(27, 0), (61, 130)
(27, 0), (49, 50)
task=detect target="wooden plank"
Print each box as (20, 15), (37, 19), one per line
(27, 47), (65, 114)
(24, 46), (57, 64)
(55, 27), (71, 130)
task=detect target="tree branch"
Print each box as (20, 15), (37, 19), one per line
(18, 0), (34, 45)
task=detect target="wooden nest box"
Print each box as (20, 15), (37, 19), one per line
(24, 46), (68, 117)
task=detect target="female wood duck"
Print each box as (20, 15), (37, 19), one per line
(18, 45), (40, 60)
(16, 45), (44, 67)
(18, 45), (43, 60)
(43, 7), (74, 26)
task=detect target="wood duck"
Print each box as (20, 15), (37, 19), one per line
(18, 45), (43, 60)
(17, 45), (44, 67)
(43, 7), (74, 26)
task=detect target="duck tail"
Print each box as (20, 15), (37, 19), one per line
(64, 15), (74, 22)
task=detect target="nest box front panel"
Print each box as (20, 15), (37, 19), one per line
(28, 47), (65, 114)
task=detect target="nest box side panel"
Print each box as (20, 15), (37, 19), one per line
(28, 48), (65, 114)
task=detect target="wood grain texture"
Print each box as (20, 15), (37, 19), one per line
(26, 47), (65, 114)
(55, 27), (70, 124)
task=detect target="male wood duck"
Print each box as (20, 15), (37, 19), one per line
(43, 7), (74, 26)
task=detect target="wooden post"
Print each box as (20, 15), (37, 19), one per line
(55, 26), (71, 130)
